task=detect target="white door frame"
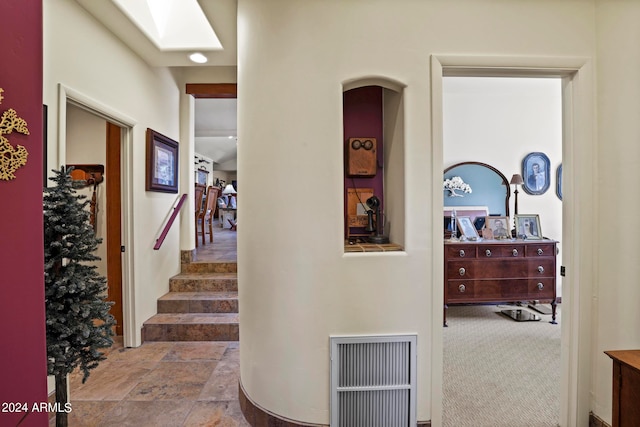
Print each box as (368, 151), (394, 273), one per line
(429, 55), (595, 427)
(57, 83), (138, 348)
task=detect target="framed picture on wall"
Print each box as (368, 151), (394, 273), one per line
(146, 128), (179, 193)
(196, 169), (209, 186)
(557, 164), (563, 200)
(514, 214), (542, 240)
(522, 152), (551, 195)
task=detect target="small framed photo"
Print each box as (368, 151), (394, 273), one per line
(486, 216), (511, 240)
(146, 128), (179, 193)
(456, 216), (479, 240)
(514, 214), (542, 240)
(522, 152), (551, 195)
(556, 164), (563, 200)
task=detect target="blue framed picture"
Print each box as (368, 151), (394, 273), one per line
(557, 164), (562, 200)
(522, 152), (550, 195)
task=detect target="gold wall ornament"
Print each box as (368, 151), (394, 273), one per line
(0, 87), (30, 181)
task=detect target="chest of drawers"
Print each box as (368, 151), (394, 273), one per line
(444, 239), (557, 326)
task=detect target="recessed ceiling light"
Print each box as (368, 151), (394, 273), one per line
(189, 52), (208, 64)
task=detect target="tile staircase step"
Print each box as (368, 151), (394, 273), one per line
(157, 291), (238, 314)
(142, 313), (239, 342)
(169, 272), (238, 292)
(181, 261), (237, 274)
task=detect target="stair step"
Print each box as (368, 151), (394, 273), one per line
(169, 272), (237, 292)
(181, 261), (237, 274)
(142, 313), (239, 342)
(157, 291), (238, 313)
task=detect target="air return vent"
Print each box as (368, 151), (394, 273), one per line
(330, 335), (417, 426)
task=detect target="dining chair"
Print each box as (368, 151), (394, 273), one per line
(194, 184), (206, 247)
(199, 186), (220, 245)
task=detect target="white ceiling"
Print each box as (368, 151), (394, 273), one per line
(74, 0), (238, 67)
(74, 0), (238, 170)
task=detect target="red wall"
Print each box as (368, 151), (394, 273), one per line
(0, 1), (49, 425)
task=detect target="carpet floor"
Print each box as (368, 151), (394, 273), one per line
(443, 304), (561, 427)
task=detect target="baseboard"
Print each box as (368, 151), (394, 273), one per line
(590, 411), (610, 427)
(239, 380), (430, 426)
(239, 380), (326, 426)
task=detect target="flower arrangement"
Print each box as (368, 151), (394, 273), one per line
(443, 176), (472, 197)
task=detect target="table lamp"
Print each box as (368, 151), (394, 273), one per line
(510, 174), (524, 236)
(222, 184), (237, 208)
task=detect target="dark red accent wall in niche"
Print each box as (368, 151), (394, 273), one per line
(0, 1), (48, 425)
(343, 86), (384, 238)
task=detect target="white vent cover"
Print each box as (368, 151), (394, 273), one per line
(330, 334), (417, 426)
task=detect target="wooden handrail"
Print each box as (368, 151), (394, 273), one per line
(154, 193), (188, 250)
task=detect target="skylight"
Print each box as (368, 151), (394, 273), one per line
(112, 0), (222, 51)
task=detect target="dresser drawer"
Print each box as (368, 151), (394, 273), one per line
(525, 243), (556, 258)
(446, 259), (555, 280)
(446, 279), (530, 301)
(445, 245), (477, 259)
(527, 279), (555, 299)
(477, 244), (525, 259)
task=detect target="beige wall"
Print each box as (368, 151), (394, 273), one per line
(44, 0), (183, 346)
(593, 1), (640, 423)
(237, 0), (594, 424)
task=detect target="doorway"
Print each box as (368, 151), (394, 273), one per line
(65, 106), (124, 336)
(441, 76), (562, 426)
(187, 83), (237, 258)
(430, 56), (595, 427)
(59, 84), (136, 347)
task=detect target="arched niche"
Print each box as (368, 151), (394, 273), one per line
(342, 77), (406, 249)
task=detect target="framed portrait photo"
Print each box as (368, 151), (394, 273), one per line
(522, 152), (551, 195)
(146, 128), (179, 193)
(486, 216), (511, 240)
(514, 214), (542, 240)
(456, 216), (479, 240)
(556, 164), (563, 200)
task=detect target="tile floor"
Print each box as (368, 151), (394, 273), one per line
(59, 339), (249, 426)
(193, 224), (237, 262)
(54, 223), (245, 426)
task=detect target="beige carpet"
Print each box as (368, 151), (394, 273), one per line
(443, 304), (561, 427)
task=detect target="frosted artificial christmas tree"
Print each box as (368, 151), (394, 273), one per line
(43, 166), (115, 427)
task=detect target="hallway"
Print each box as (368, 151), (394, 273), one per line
(55, 225), (244, 426)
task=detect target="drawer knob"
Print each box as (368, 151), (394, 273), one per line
(459, 250), (465, 257)
(512, 249), (518, 256)
(537, 248), (544, 256)
(537, 282), (544, 290)
(485, 249), (492, 257)
(458, 284), (466, 293)
(459, 267), (466, 276)
(537, 265), (545, 273)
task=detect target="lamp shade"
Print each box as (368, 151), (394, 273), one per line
(222, 184), (237, 195)
(510, 174), (524, 185)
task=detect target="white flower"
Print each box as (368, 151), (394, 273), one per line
(443, 176), (472, 195)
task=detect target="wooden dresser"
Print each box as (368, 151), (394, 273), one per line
(444, 239), (557, 326)
(605, 350), (640, 427)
